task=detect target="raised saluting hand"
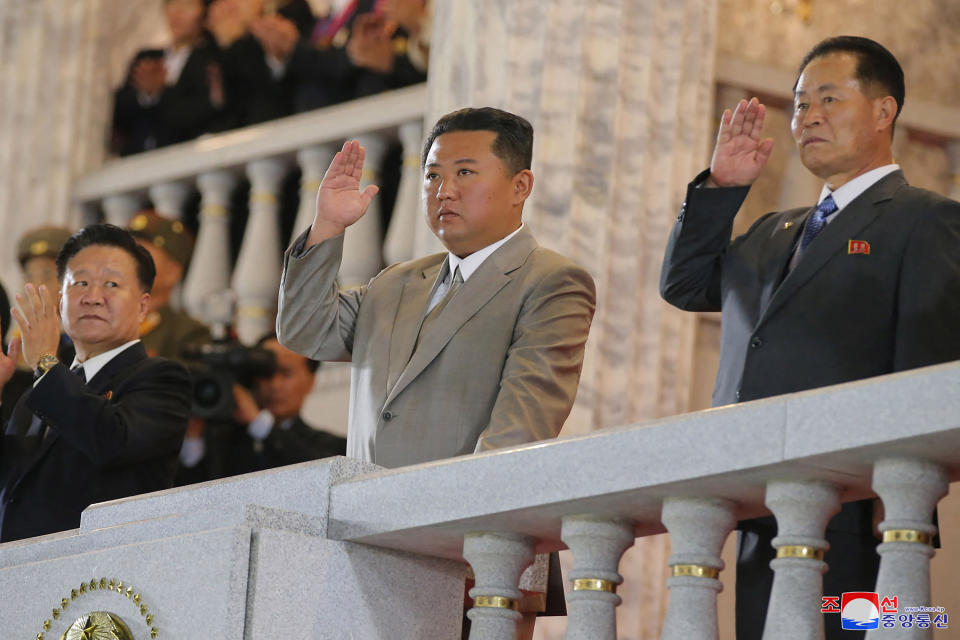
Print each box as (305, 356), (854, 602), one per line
(306, 140), (380, 247)
(706, 97), (775, 188)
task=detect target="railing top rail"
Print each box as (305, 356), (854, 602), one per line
(73, 83), (428, 203)
(328, 360), (960, 560)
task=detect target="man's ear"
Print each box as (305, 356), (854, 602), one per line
(512, 169), (534, 204)
(875, 95), (897, 133)
(139, 292), (151, 320)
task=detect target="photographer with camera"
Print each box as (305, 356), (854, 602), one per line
(177, 332), (345, 483)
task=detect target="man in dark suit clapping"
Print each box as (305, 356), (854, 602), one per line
(0, 224), (191, 543)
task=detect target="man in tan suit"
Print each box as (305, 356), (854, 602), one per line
(277, 107), (595, 468)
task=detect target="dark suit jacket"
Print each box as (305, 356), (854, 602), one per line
(112, 40), (229, 156)
(0, 343), (191, 542)
(661, 169), (960, 407)
(216, 416), (346, 477)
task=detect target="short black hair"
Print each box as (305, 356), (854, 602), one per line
(57, 224), (156, 293)
(255, 331), (320, 373)
(796, 36), (905, 125)
(422, 107), (534, 175)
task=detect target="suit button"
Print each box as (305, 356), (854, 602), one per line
(749, 337), (763, 348)
(735, 390), (741, 401)
(382, 411), (393, 421)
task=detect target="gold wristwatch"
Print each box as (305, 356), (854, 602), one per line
(35, 353), (59, 375)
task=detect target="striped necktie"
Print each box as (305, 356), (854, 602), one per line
(799, 194), (838, 251)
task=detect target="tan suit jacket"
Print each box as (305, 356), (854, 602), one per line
(277, 226), (596, 468)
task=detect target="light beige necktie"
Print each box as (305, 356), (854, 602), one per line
(415, 266), (464, 349)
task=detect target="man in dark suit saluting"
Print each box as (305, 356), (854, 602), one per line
(660, 36), (960, 640)
(0, 224), (191, 543)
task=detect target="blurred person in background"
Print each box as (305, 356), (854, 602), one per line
(206, 0), (315, 125)
(112, 0), (228, 155)
(126, 211), (211, 361)
(176, 332), (345, 483)
(253, 0), (430, 113)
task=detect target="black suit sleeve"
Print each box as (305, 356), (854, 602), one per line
(659, 169), (751, 311)
(26, 360), (191, 469)
(894, 197), (960, 370)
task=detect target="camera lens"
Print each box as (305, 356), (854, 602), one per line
(193, 376), (223, 409)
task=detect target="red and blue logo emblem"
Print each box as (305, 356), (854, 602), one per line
(841, 592), (880, 630)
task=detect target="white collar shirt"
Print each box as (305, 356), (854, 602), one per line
(427, 223), (525, 311)
(70, 339), (141, 383)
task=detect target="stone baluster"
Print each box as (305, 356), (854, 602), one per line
(292, 145), (337, 245)
(340, 134), (387, 285)
(462, 532), (534, 640)
(866, 458), (947, 640)
(183, 170), (236, 323)
(946, 141), (960, 203)
(762, 481), (840, 640)
(148, 181), (192, 220)
(101, 193), (143, 227)
(560, 515), (634, 640)
(383, 120), (424, 264)
(661, 497), (737, 640)
(232, 157), (287, 345)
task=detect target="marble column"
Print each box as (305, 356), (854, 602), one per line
(383, 120), (424, 264)
(560, 515), (634, 640)
(101, 193), (144, 227)
(183, 170), (235, 324)
(763, 480), (840, 640)
(462, 532), (534, 640)
(292, 145), (337, 245)
(339, 134), (386, 286)
(661, 497), (737, 640)
(232, 157), (286, 345)
(866, 458), (947, 640)
(148, 180), (192, 220)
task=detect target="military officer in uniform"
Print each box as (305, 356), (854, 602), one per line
(127, 211), (211, 361)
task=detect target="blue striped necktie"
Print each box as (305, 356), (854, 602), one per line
(800, 194), (838, 251)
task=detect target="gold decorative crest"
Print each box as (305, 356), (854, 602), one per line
(36, 577), (159, 640)
(60, 611), (133, 640)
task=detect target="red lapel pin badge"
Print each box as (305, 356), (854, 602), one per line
(848, 239), (871, 255)
(104, 391), (113, 400)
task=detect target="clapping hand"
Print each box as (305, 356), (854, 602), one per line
(11, 284), (61, 372)
(707, 97), (775, 188)
(306, 140), (380, 247)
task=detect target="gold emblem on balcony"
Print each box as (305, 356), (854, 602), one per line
(35, 577), (160, 639)
(61, 611), (134, 640)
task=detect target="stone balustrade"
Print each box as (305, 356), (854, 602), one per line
(2, 358), (958, 638)
(73, 84), (428, 342)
